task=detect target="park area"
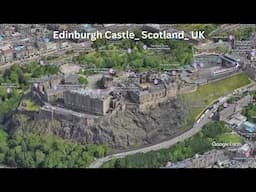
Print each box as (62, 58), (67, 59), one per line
(182, 73), (251, 119)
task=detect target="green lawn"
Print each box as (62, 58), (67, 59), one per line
(22, 99), (40, 111)
(182, 73), (251, 119)
(216, 132), (242, 144)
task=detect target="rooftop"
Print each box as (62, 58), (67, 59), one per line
(232, 113), (247, 122)
(238, 144), (250, 152)
(64, 74), (78, 84)
(241, 121), (256, 133)
(45, 86), (66, 96)
(227, 118), (243, 127)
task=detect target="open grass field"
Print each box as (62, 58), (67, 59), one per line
(182, 73), (251, 119)
(216, 132), (242, 144)
(22, 99), (40, 111)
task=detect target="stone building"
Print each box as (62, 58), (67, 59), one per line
(245, 61), (256, 80)
(168, 150), (228, 168)
(236, 95), (252, 110)
(0, 44), (13, 63)
(35, 74), (81, 103)
(42, 87), (66, 103)
(34, 74), (66, 102)
(126, 72), (178, 110)
(218, 104), (236, 121)
(13, 46), (26, 60)
(128, 84), (166, 104)
(233, 40), (255, 56)
(194, 54), (221, 66)
(64, 88), (112, 115)
(63, 74), (79, 85)
(37, 74), (64, 92)
(45, 42), (58, 52)
(191, 53), (240, 83)
(25, 45), (39, 57)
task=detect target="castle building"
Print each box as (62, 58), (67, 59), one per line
(126, 72), (178, 110)
(43, 87), (66, 102)
(64, 88), (112, 115)
(0, 44), (13, 63)
(34, 74), (80, 103)
(245, 61), (256, 80)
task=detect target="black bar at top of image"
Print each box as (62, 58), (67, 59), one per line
(1, 3), (256, 24)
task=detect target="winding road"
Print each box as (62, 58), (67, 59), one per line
(89, 115), (210, 168)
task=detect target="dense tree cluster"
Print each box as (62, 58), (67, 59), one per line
(242, 104), (256, 123)
(102, 122), (232, 168)
(20, 62), (59, 78)
(0, 91), (20, 115)
(233, 27), (255, 40)
(0, 129), (8, 163)
(2, 63), (59, 87)
(2, 64), (27, 87)
(0, 129), (108, 168)
(0, 63), (60, 117)
(78, 76), (88, 85)
(74, 38), (193, 71)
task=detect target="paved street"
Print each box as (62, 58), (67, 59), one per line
(89, 115), (211, 168)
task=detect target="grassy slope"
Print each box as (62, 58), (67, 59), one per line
(216, 133), (242, 143)
(22, 99), (40, 111)
(182, 73), (251, 119)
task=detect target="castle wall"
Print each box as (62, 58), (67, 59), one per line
(47, 93), (63, 102)
(64, 91), (111, 115)
(245, 63), (256, 81)
(194, 54), (221, 66)
(178, 84), (197, 94)
(36, 108), (95, 127)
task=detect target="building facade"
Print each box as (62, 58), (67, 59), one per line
(64, 89), (112, 115)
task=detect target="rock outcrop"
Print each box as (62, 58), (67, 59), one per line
(6, 97), (191, 150)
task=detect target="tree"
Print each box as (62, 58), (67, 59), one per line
(35, 150), (45, 167)
(93, 146), (107, 158)
(114, 159), (122, 168)
(0, 129), (8, 163)
(78, 76), (88, 85)
(242, 104), (256, 123)
(2, 132), (108, 168)
(202, 121), (227, 138)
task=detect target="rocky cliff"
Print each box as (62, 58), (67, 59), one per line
(6, 97), (191, 150)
